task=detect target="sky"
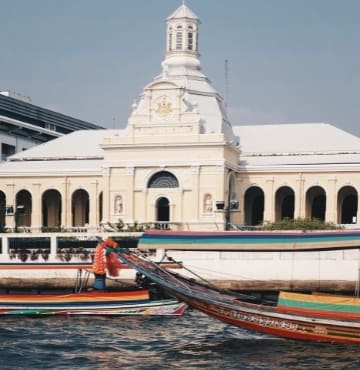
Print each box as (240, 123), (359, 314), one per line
(1, 0), (359, 137)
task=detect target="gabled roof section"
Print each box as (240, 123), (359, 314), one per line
(166, 4), (199, 21)
(234, 123), (360, 155)
(7, 129), (126, 161)
(234, 123), (360, 167)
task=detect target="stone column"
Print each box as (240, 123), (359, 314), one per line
(101, 167), (111, 225)
(295, 175), (305, 218)
(5, 183), (15, 229)
(62, 178), (72, 229)
(263, 177), (274, 222)
(89, 181), (99, 228)
(31, 182), (42, 231)
(125, 166), (135, 223)
(191, 165), (200, 222)
(326, 177), (337, 223)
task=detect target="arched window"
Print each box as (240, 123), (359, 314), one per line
(156, 197), (170, 222)
(148, 171), (179, 188)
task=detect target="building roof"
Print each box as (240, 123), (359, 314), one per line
(235, 123), (360, 154)
(8, 129), (124, 161)
(0, 158), (104, 176)
(4, 121), (360, 173)
(234, 123), (360, 168)
(166, 4), (199, 21)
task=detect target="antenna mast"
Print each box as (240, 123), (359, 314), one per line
(224, 59), (229, 114)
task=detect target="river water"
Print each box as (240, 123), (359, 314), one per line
(0, 310), (359, 370)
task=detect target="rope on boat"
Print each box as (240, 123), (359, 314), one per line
(163, 254), (222, 290)
(160, 252), (275, 305)
(74, 269), (91, 293)
(355, 249), (360, 298)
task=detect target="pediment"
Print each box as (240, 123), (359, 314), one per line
(145, 80), (180, 92)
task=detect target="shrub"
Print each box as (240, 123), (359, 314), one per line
(259, 218), (342, 231)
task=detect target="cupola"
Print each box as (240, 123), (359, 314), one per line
(163, 4), (201, 72)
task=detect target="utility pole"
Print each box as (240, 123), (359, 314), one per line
(224, 59), (229, 114)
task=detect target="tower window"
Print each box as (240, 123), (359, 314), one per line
(168, 32), (172, 51)
(188, 32), (193, 50)
(176, 32), (183, 50)
(168, 27), (173, 51)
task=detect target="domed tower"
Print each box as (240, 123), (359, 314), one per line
(102, 4), (241, 230)
(127, 3), (239, 147)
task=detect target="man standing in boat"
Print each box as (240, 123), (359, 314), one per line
(92, 238), (121, 290)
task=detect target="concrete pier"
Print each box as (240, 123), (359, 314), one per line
(1, 232), (359, 294)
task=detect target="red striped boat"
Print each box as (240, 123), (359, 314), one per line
(118, 251), (360, 343)
(0, 289), (187, 316)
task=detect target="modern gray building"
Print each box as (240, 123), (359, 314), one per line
(0, 91), (104, 161)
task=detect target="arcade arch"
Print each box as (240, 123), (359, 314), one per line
(42, 189), (62, 228)
(305, 186), (326, 221)
(275, 186), (295, 221)
(338, 186), (358, 224)
(244, 186), (264, 226)
(71, 189), (89, 227)
(15, 190), (32, 227)
(0, 191), (5, 229)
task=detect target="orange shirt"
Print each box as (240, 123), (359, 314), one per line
(92, 242), (106, 275)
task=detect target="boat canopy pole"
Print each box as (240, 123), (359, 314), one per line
(74, 269), (91, 293)
(356, 249), (360, 297)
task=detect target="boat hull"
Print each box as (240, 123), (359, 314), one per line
(0, 290), (187, 316)
(118, 252), (360, 344)
(139, 229), (360, 251)
(172, 291), (360, 343)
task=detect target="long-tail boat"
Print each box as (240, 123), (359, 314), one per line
(138, 229), (360, 251)
(0, 288), (187, 316)
(0, 243), (187, 316)
(117, 250), (360, 343)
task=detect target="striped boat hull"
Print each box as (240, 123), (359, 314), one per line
(118, 251), (360, 344)
(139, 229), (360, 251)
(0, 290), (187, 316)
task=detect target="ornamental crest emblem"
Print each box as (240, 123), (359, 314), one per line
(155, 97), (173, 117)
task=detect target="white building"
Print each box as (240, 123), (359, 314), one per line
(1, 4), (359, 233)
(0, 4), (360, 289)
